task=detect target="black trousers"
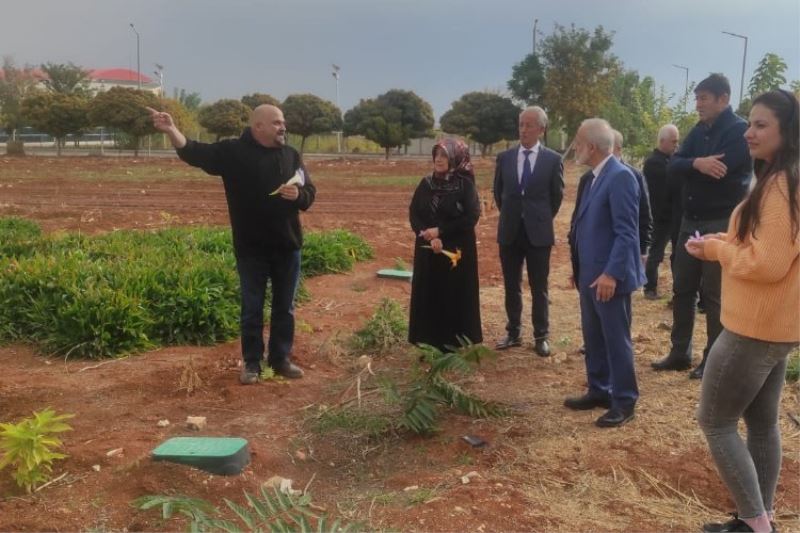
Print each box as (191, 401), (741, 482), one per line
(235, 248), (301, 368)
(668, 216), (727, 363)
(499, 222), (551, 340)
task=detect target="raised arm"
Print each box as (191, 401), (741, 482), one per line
(146, 106), (226, 176)
(146, 106), (186, 148)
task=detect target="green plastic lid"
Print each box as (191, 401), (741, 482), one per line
(152, 437), (250, 475)
(377, 269), (413, 280)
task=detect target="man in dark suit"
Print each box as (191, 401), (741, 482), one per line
(566, 118), (645, 428)
(493, 106), (564, 356)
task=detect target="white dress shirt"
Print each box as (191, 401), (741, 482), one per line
(516, 142), (541, 185)
(591, 154), (614, 188)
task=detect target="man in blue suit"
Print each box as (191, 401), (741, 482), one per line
(566, 118), (646, 428)
(493, 106), (564, 356)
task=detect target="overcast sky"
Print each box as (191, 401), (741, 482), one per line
(3, 0), (798, 119)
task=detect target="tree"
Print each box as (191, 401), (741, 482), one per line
(197, 99), (250, 141)
(440, 92), (520, 155)
(40, 62), (90, 95)
(507, 53), (546, 105)
(281, 93), (341, 154)
(739, 52), (790, 116)
(21, 91), (90, 156)
(538, 24), (619, 138)
(0, 57), (39, 139)
(89, 87), (159, 157)
(344, 89), (433, 159)
(749, 53), (788, 97)
(173, 88), (202, 111)
(241, 92), (280, 110)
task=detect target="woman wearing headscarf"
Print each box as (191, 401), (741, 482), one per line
(408, 138), (482, 351)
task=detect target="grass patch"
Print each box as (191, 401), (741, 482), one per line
(786, 348), (800, 382)
(350, 298), (408, 354)
(311, 407), (393, 440)
(0, 218), (372, 359)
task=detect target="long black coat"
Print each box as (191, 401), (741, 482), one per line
(408, 174), (482, 351)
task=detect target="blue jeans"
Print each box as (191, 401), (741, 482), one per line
(697, 329), (797, 518)
(235, 249), (301, 368)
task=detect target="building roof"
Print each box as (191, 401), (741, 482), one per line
(0, 67), (154, 84)
(90, 68), (153, 84)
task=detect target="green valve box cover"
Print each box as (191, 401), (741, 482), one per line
(152, 437), (250, 475)
(377, 269), (413, 280)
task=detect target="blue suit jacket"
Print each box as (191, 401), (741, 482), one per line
(493, 144), (564, 246)
(573, 156), (646, 294)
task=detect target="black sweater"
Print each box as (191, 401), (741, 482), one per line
(176, 128), (315, 255)
(668, 106), (752, 221)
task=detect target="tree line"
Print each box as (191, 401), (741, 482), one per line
(1, 23), (797, 159)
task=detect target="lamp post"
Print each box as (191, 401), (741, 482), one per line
(129, 23), (141, 89)
(332, 64), (341, 153)
(672, 64), (689, 112)
(532, 18), (538, 55)
(153, 63), (164, 96)
(722, 30), (748, 106)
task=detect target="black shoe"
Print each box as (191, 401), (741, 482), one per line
(651, 356), (692, 371)
(704, 515), (777, 533)
(689, 363), (705, 380)
(564, 393), (611, 411)
(644, 289), (659, 300)
(595, 407), (635, 428)
(534, 339), (551, 357)
(239, 362), (261, 385)
(495, 335), (522, 350)
(271, 361), (305, 379)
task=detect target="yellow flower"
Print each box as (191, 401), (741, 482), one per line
(421, 246), (462, 268)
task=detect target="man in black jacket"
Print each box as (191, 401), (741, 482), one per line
(650, 74), (752, 379)
(642, 124), (680, 299)
(148, 104), (315, 384)
(493, 106), (564, 356)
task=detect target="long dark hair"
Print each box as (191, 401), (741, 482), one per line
(736, 89), (800, 242)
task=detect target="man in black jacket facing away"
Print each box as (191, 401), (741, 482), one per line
(148, 104), (315, 384)
(650, 74), (752, 379)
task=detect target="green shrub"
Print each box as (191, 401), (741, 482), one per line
(351, 298), (407, 353)
(302, 229), (374, 276)
(0, 408), (73, 493)
(0, 220), (372, 358)
(0, 217), (42, 257)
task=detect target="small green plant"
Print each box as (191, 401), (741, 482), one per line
(311, 407), (392, 439)
(406, 487), (438, 505)
(386, 340), (505, 434)
(0, 408), (74, 493)
(351, 298), (408, 353)
(393, 257), (409, 271)
(786, 349), (800, 382)
(259, 366), (279, 381)
(134, 487), (359, 532)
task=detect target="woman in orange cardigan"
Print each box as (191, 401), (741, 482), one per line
(686, 89), (799, 533)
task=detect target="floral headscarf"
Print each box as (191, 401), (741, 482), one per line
(432, 138), (475, 182)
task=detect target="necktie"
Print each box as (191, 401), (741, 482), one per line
(521, 149), (533, 192)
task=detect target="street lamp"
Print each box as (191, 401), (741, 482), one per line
(672, 64), (689, 111)
(532, 18), (538, 55)
(129, 23), (141, 90)
(721, 30), (748, 106)
(153, 63), (164, 96)
(332, 64), (341, 153)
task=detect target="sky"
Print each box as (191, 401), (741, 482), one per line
(2, 0), (798, 121)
